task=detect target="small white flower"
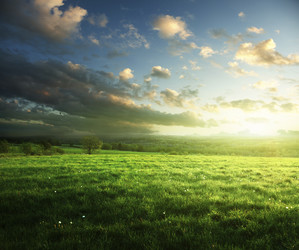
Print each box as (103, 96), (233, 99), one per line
(70, 221), (73, 224)
(163, 211), (166, 215)
(82, 215), (85, 218)
(58, 221), (61, 224)
(54, 191), (57, 193)
(286, 207), (289, 209)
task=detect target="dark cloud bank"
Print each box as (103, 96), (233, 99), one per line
(0, 50), (216, 137)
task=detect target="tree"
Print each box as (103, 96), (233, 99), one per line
(21, 143), (33, 155)
(82, 136), (102, 154)
(0, 140), (10, 153)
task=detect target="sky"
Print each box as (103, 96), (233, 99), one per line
(0, 0), (299, 137)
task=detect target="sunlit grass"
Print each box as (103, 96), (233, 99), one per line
(0, 152), (298, 249)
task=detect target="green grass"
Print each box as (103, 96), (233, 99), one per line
(0, 152), (298, 249)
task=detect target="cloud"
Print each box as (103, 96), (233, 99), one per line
(144, 77), (152, 83)
(247, 27), (265, 34)
(120, 24), (150, 49)
(160, 88), (184, 108)
(209, 29), (246, 47)
(0, 0), (87, 41)
(88, 35), (100, 45)
(220, 99), (264, 112)
(280, 103), (298, 112)
(167, 40), (199, 56)
(106, 50), (128, 59)
(119, 68), (134, 82)
(179, 75), (185, 79)
(150, 66), (171, 79)
(246, 117), (268, 123)
(0, 50), (217, 136)
(171, 42), (197, 56)
(201, 104), (219, 113)
(235, 39), (299, 66)
(88, 13), (108, 27)
(226, 61), (257, 78)
(199, 46), (217, 58)
(251, 80), (278, 92)
(153, 15), (192, 40)
(238, 12), (245, 18)
(160, 87), (199, 109)
(189, 60), (201, 71)
(218, 98), (298, 113)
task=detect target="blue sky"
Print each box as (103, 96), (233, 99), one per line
(0, 0), (298, 137)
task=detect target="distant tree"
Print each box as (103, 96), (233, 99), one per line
(0, 140), (10, 153)
(102, 143), (112, 150)
(137, 144), (144, 152)
(82, 136), (102, 154)
(40, 140), (52, 151)
(21, 143), (33, 155)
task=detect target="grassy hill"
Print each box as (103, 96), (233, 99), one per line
(0, 152), (298, 249)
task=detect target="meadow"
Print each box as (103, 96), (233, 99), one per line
(0, 151), (298, 249)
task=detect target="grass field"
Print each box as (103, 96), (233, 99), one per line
(0, 151), (298, 249)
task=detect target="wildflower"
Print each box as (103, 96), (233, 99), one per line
(82, 215), (85, 218)
(54, 191), (57, 193)
(286, 207), (289, 209)
(58, 221), (61, 224)
(70, 221), (73, 224)
(163, 211), (166, 215)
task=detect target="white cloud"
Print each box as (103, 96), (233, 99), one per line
(199, 46), (217, 58)
(252, 80), (278, 92)
(275, 30), (280, 34)
(182, 66), (188, 70)
(238, 12), (245, 17)
(179, 75), (185, 79)
(119, 68), (134, 82)
(88, 35), (100, 45)
(189, 60), (201, 71)
(144, 77), (152, 83)
(32, 0), (87, 41)
(153, 15), (192, 40)
(235, 39), (299, 66)
(226, 61), (257, 78)
(88, 13), (108, 27)
(67, 61), (82, 70)
(151, 66), (171, 79)
(247, 27), (264, 34)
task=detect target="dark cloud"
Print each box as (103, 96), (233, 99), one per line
(0, 0), (87, 42)
(106, 50), (129, 59)
(0, 50), (216, 136)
